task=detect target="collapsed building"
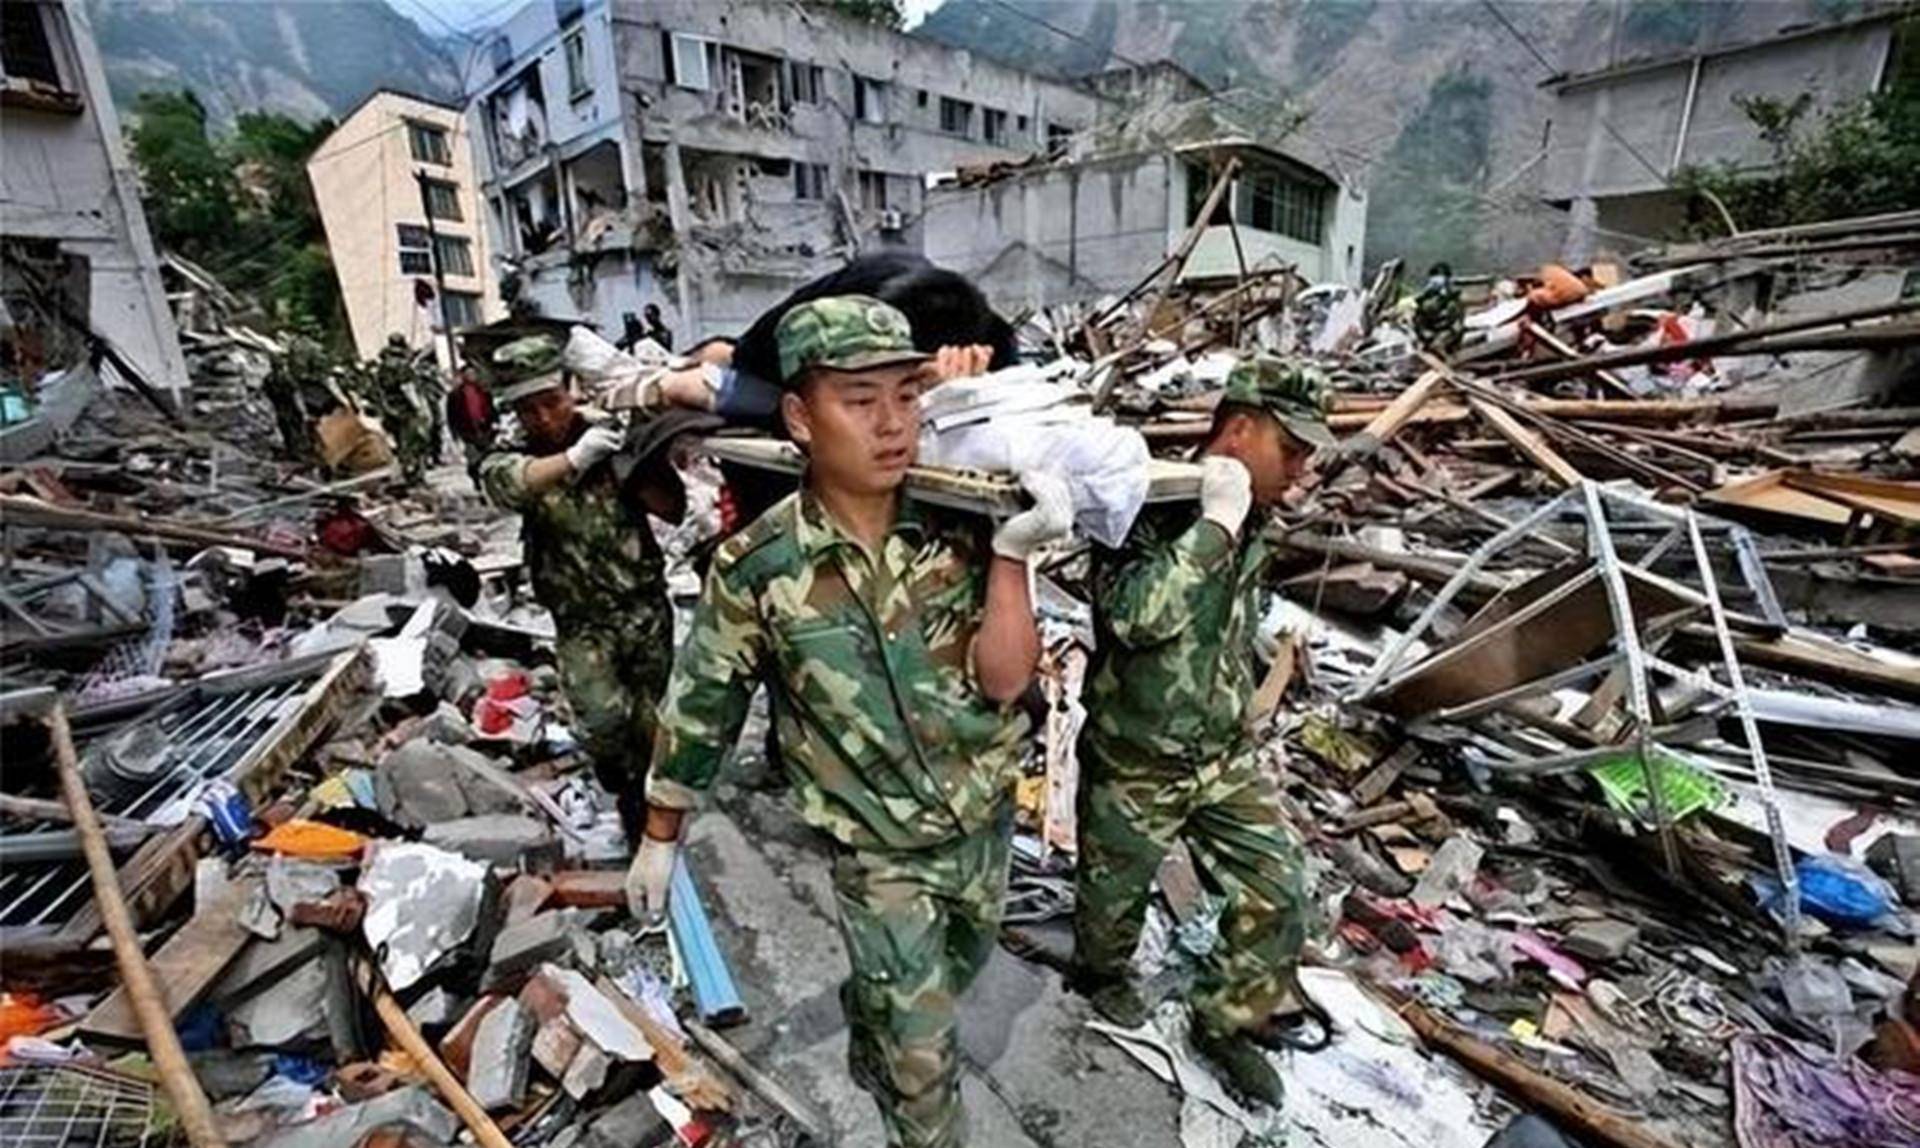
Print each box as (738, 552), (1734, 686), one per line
(0, 0), (189, 455)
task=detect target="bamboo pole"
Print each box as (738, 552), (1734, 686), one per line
(48, 703), (227, 1148)
(356, 957), (515, 1148)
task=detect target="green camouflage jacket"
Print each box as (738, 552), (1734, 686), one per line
(646, 491), (1028, 852)
(1083, 503), (1272, 764)
(476, 410), (668, 645)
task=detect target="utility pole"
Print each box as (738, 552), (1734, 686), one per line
(413, 168), (462, 373)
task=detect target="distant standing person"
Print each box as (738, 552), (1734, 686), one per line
(643, 302), (673, 352)
(1072, 356), (1332, 1109)
(476, 335), (704, 841)
(628, 296), (1071, 1148)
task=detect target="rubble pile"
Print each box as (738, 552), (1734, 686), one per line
(1, 208), (1916, 1148)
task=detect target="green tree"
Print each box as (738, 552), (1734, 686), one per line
(126, 92), (346, 343)
(127, 90), (237, 261)
(1676, 85), (1920, 234)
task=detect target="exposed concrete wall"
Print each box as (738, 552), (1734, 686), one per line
(1544, 17), (1894, 260)
(926, 144), (1367, 312)
(0, 0), (188, 396)
(924, 153), (1172, 314)
(308, 92), (502, 367)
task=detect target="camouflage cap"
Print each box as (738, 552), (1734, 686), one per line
(1221, 356), (1335, 449)
(774, 294), (929, 387)
(490, 335), (566, 404)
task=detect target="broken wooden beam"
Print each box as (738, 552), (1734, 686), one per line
(0, 494), (307, 559)
(1469, 397), (1585, 488)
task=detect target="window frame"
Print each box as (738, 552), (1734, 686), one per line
(857, 170), (889, 212)
(438, 290), (482, 330)
(1, 1), (82, 111)
(793, 162), (829, 202)
(407, 120), (452, 167)
(667, 31), (714, 92)
(422, 178), (464, 223)
(433, 235), (475, 277)
(397, 224), (432, 275)
(564, 27), (592, 101)
(854, 75), (886, 124)
(982, 107), (1008, 146)
(939, 96), (974, 138)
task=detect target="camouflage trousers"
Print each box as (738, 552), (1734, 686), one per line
(555, 629), (669, 841)
(1073, 734), (1307, 1035)
(389, 413), (435, 483)
(830, 804), (1012, 1148)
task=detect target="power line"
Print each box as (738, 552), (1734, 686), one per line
(1478, 0), (1559, 77)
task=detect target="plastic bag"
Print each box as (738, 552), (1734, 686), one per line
(1759, 854), (1897, 928)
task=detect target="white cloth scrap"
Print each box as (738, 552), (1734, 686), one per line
(919, 364), (1150, 546)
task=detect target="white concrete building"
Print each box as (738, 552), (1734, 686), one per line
(1, 0), (187, 403)
(463, 0), (1104, 340)
(307, 89), (504, 367)
(1542, 7), (1911, 260)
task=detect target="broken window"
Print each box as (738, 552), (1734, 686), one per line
(858, 170), (888, 211)
(423, 179), (463, 223)
(397, 225), (432, 275)
(855, 76), (886, 124)
(408, 121), (451, 166)
(794, 163), (830, 202)
(434, 236), (474, 277)
(667, 32), (714, 91)
(564, 28), (591, 100)
(440, 290), (481, 329)
(2, 0), (78, 108)
(488, 33), (513, 76)
(2, 3), (62, 88)
(786, 61), (823, 106)
(917, 89), (929, 108)
(940, 97), (973, 137)
(1185, 161), (1231, 226)
(1046, 122), (1073, 154)
(1235, 163), (1327, 244)
(982, 108), (1008, 146)
(1016, 112), (1029, 134)
(487, 70), (548, 171)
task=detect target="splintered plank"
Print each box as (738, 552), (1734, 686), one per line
(79, 877), (256, 1046)
(1468, 398), (1585, 488)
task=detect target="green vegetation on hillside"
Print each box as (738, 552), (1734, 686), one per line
(1367, 67), (1493, 273)
(128, 90), (344, 344)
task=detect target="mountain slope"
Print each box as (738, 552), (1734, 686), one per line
(89, 0), (462, 127)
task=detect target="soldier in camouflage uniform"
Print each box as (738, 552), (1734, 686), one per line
(1412, 262), (1466, 357)
(477, 335), (684, 840)
(1073, 355), (1332, 1108)
(372, 334), (441, 482)
(631, 296), (1072, 1148)
(261, 332), (335, 463)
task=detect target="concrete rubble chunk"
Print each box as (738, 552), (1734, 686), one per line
(260, 1084), (458, 1148)
(1866, 833), (1920, 905)
(359, 841), (489, 992)
(440, 995), (506, 1080)
(532, 1013), (586, 1078)
(1561, 919), (1640, 962)
(265, 856), (341, 916)
(563, 1043), (614, 1100)
(544, 964), (653, 1062)
(375, 740), (475, 827)
(503, 874), (554, 926)
(226, 955), (332, 1048)
(467, 997), (536, 1111)
(485, 910), (583, 991)
(586, 1091), (670, 1148)
(424, 813), (557, 868)
(210, 927), (325, 1009)
(405, 986), (468, 1036)
(1411, 836), (1485, 908)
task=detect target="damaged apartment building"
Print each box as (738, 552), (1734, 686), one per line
(1, 0), (188, 455)
(463, 0), (1104, 339)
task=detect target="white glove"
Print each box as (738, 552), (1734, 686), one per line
(564, 423), (624, 475)
(625, 835), (677, 924)
(1199, 455), (1253, 538)
(992, 470), (1074, 561)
